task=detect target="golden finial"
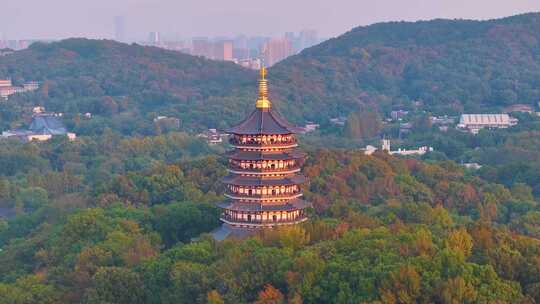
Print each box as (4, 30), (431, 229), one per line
(256, 66), (271, 109)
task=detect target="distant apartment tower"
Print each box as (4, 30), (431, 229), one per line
(261, 37), (293, 66)
(299, 29), (318, 50)
(114, 16), (126, 42)
(285, 32), (300, 53)
(148, 32), (161, 45)
(214, 41), (233, 61)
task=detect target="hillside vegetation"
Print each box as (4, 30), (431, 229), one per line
(3, 14), (540, 134)
(272, 13), (540, 120)
(0, 39), (256, 134)
(0, 137), (539, 302)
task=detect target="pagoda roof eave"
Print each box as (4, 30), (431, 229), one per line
(222, 174), (307, 186)
(227, 149), (306, 161)
(225, 108), (304, 135)
(217, 199), (311, 212)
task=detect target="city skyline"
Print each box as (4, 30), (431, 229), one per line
(1, 0), (540, 40)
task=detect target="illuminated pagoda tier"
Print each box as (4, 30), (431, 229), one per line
(218, 67), (311, 228)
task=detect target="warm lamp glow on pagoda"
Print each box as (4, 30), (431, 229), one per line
(217, 67), (311, 229)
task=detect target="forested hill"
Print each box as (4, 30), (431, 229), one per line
(271, 13), (540, 121)
(3, 13), (540, 134)
(0, 39), (257, 134)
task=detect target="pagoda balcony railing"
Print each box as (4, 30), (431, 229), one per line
(220, 214), (308, 226)
(229, 140), (298, 149)
(224, 192), (303, 201)
(229, 138), (297, 146)
(227, 166), (301, 175)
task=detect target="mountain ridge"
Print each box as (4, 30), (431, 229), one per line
(2, 13), (540, 133)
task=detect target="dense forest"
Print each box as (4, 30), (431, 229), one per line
(0, 135), (539, 303)
(272, 13), (540, 121)
(3, 13), (540, 135)
(0, 39), (256, 134)
(2, 12), (540, 303)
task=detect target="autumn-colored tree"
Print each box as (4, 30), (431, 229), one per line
(438, 277), (477, 304)
(73, 246), (113, 289)
(259, 226), (310, 250)
(207, 290), (225, 304)
(445, 228), (473, 258)
(256, 284), (285, 304)
(380, 265), (421, 304)
(414, 228), (434, 256)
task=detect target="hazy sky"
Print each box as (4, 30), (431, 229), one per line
(2, 0), (540, 40)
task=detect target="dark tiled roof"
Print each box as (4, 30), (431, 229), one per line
(29, 114), (67, 135)
(217, 198), (311, 212)
(225, 108), (304, 135)
(222, 174), (307, 186)
(227, 149), (306, 161)
(0, 207), (16, 219)
(210, 225), (257, 240)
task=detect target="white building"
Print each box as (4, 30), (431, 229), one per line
(197, 128), (227, 145)
(457, 114), (518, 134)
(463, 163), (482, 170)
(302, 122), (320, 133)
(364, 139), (433, 156)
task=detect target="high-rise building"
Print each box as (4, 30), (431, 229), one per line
(284, 32), (300, 53)
(299, 29), (318, 50)
(148, 32), (161, 45)
(218, 67), (311, 230)
(261, 37), (293, 66)
(233, 35), (248, 50)
(213, 41), (233, 61)
(114, 16), (125, 42)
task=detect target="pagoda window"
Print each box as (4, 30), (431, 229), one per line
(273, 215), (277, 222)
(247, 214), (252, 222)
(248, 189), (253, 195)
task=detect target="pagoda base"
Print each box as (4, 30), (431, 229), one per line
(220, 215), (308, 229)
(211, 223), (257, 241)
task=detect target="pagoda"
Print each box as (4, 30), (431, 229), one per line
(218, 67), (310, 229)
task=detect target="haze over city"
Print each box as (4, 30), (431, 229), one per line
(1, 0), (540, 40)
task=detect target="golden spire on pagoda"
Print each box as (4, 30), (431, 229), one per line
(256, 66), (271, 109)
